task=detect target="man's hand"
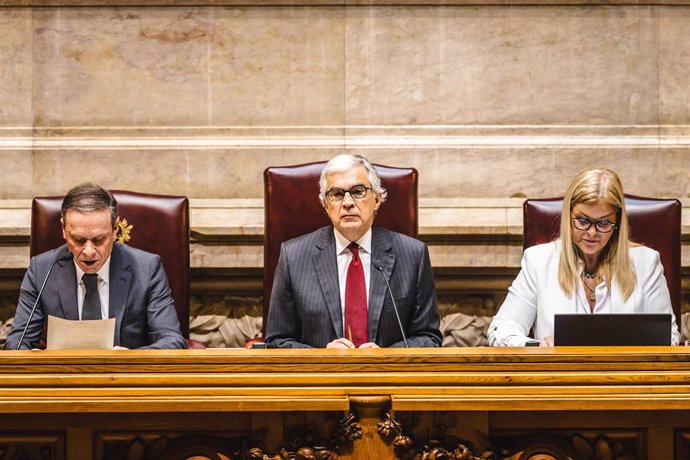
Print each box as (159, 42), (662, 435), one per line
(327, 339), (380, 349)
(327, 338), (355, 349)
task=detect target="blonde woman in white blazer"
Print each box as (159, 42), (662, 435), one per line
(489, 169), (680, 347)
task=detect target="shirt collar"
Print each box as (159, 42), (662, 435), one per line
(334, 227), (372, 255)
(74, 255), (112, 285)
(576, 259), (606, 282)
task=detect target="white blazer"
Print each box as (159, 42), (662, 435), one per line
(488, 241), (680, 346)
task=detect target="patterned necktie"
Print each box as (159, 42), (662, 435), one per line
(344, 243), (368, 347)
(82, 273), (102, 320)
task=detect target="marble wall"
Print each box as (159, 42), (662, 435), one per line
(1, 3), (689, 200)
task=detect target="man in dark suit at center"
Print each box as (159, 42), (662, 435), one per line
(265, 154), (441, 348)
(5, 183), (185, 350)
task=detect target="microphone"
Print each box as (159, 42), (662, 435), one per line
(16, 251), (73, 350)
(373, 262), (408, 348)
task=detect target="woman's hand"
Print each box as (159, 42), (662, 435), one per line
(540, 336), (554, 347)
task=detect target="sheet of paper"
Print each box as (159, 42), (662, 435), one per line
(46, 315), (116, 350)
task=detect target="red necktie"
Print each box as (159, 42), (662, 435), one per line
(345, 243), (368, 347)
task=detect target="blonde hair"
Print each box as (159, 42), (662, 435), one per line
(558, 169), (637, 299)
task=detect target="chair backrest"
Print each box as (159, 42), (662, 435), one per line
(523, 195), (681, 326)
(263, 161), (418, 332)
(31, 191), (191, 338)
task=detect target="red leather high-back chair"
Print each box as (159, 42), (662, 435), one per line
(31, 190), (203, 348)
(263, 161), (418, 334)
(523, 195), (681, 327)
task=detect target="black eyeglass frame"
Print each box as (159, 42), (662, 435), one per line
(325, 185), (373, 203)
(571, 216), (618, 233)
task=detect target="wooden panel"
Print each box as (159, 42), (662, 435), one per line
(3, 348), (688, 413)
(66, 429), (91, 460)
(0, 433), (65, 460)
(676, 429), (690, 460)
(0, 349), (689, 458)
(494, 429), (644, 459)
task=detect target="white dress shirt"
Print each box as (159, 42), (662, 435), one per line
(488, 240), (680, 346)
(334, 227), (372, 333)
(74, 258), (111, 320)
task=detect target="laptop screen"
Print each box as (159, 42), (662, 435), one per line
(554, 313), (672, 346)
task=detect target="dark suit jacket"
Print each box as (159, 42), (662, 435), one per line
(5, 243), (186, 350)
(265, 226), (442, 348)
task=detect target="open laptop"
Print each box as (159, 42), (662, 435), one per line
(554, 313), (672, 346)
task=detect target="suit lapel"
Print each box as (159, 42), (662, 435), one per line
(108, 245), (132, 344)
(550, 242), (581, 314)
(608, 278), (628, 313)
(368, 227), (395, 342)
(313, 228), (344, 338)
(56, 258), (79, 320)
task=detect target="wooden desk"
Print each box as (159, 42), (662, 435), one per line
(0, 347), (689, 459)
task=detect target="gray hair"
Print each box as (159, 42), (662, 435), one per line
(319, 154), (388, 206)
(61, 183), (118, 228)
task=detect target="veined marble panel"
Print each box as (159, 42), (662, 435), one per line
(0, 152), (34, 199)
(191, 199), (263, 237)
(359, 148), (555, 198)
(30, 6), (345, 127)
(660, 149), (690, 199)
(345, 6), (660, 126)
(659, 6), (690, 124)
(430, 244), (521, 268)
(191, 244), (261, 269)
(29, 149), (337, 198)
(0, 200), (30, 237)
(552, 148), (664, 198)
(12, 5), (674, 129)
(2, 0), (690, 5)
(0, 9), (32, 127)
(5, 144), (687, 199)
(31, 7), (214, 127)
(209, 7), (345, 125)
(6, 124), (690, 148)
(1, 3), (688, 201)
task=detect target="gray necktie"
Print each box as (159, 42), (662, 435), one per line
(82, 273), (102, 320)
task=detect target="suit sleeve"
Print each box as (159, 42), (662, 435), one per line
(265, 243), (312, 348)
(138, 256), (186, 349)
(390, 244), (442, 348)
(4, 258), (44, 350)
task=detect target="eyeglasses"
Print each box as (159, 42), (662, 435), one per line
(325, 185), (372, 203)
(572, 216), (617, 233)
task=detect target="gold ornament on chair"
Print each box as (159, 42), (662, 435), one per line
(116, 218), (133, 245)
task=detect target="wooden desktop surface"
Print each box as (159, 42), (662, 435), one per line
(1, 347), (689, 412)
(1, 347), (689, 459)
